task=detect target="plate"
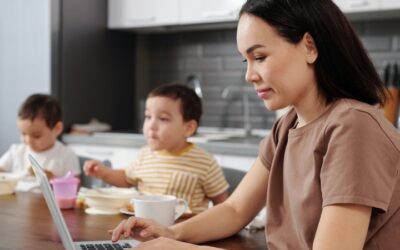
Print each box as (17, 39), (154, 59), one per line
(119, 208), (135, 216)
(96, 187), (139, 197)
(85, 207), (120, 215)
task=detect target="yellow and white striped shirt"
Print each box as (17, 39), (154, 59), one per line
(125, 143), (229, 214)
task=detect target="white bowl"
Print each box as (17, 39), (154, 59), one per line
(82, 187), (139, 211)
(0, 173), (20, 195)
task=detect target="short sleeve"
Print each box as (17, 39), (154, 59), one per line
(125, 147), (145, 185)
(321, 109), (400, 211)
(259, 117), (283, 170)
(203, 158), (229, 197)
(0, 148), (13, 172)
(64, 150), (80, 176)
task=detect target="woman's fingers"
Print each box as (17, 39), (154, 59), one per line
(110, 217), (168, 242)
(111, 219), (130, 242)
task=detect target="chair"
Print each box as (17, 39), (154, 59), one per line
(222, 167), (246, 195)
(78, 156), (112, 188)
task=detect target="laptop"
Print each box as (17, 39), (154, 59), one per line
(29, 154), (139, 250)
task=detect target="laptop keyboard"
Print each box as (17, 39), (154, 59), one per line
(79, 243), (132, 250)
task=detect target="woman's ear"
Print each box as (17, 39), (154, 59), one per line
(184, 120), (198, 138)
(303, 32), (318, 64)
(53, 121), (64, 137)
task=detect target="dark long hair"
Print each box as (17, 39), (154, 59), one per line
(240, 0), (387, 106)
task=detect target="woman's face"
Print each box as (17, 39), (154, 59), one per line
(236, 14), (318, 111)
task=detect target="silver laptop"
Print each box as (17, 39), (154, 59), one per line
(29, 154), (139, 250)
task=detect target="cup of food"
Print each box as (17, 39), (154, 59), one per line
(0, 173), (21, 195)
(50, 174), (80, 209)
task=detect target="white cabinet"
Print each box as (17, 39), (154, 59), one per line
(214, 153), (255, 172)
(334, 0), (380, 12)
(381, 0), (400, 9)
(108, 0), (179, 29)
(108, 0), (245, 29)
(179, 0), (245, 25)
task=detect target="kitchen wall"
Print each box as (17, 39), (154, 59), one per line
(354, 19), (400, 73)
(135, 17), (400, 130)
(0, 0), (51, 153)
(140, 29), (277, 130)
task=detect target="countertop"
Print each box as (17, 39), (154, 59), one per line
(62, 129), (268, 157)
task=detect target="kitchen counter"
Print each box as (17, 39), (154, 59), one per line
(62, 131), (264, 157)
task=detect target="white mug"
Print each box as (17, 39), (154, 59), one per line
(131, 194), (188, 226)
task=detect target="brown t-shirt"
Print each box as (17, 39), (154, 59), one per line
(259, 99), (400, 250)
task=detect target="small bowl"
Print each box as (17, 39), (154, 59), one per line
(0, 173), (21, 195)
(83, 188), (139, 212)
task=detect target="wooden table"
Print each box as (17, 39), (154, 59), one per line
(0, 192), (266, 250)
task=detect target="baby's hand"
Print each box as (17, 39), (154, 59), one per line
(109, 217), (175, 243)
(43, 169), (55, 179)
(28, 166), (55, 179)
(83, 160), (106, 179)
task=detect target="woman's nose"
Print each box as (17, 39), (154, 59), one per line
(245, 64), (259, 84)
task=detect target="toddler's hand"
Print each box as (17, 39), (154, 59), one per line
(83, 160), (106, 179)
(28, 166), (55, 179)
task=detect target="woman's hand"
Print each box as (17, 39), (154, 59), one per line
(109, 216), (175, 242)
(133, 237), (222, 250)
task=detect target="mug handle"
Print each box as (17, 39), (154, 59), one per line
(174, 198), (188, 220)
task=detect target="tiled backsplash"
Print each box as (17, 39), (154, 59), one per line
(143, 18), (400, 130)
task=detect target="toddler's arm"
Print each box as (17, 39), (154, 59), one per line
(83, 160), (131, 187)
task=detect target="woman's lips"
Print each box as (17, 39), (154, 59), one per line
(257, 88), (273, 99)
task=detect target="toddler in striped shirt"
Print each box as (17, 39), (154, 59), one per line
(84, 84), (229, 214)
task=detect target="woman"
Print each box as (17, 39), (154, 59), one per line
(110, 0), (400, 249)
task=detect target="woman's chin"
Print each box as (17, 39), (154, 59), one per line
(264, 100), (289, 112)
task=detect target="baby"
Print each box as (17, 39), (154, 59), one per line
(0, 94), (80, 191)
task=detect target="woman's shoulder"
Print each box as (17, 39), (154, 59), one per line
(328, 99), (390, 126)
(326, 99), (400, 151)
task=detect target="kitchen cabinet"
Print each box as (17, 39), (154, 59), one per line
(108, 0), (244, 29)
(381, 0), (400, 9)
(69, 144), (139, 169)
(214, 153), (255, 172)
(67, 143), (254, 172)
(179, 0), (245, 25)
(108, 0), (179, 29)
(334, 0), (380, 13)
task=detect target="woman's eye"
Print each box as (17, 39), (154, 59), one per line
(144, 115), (151, 120)
(242, 58), (248, 63)
(255, 56), (266, 61)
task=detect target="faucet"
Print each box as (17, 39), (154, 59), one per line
(186, 74), (203, 98)
(221, 85), (252, 137)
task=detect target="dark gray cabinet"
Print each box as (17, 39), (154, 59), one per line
(53, 0), (137, 132)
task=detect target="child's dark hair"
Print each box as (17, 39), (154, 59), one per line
(18, 94), (62, 129)
(148, 84), (202, 125)
(240, 0), (387, 106)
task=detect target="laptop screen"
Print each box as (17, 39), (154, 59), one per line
(29, 154), (76, 250)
